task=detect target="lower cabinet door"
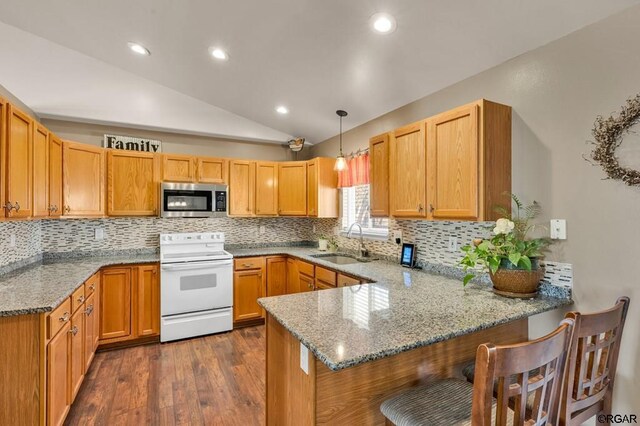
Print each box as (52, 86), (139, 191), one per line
(233, 270), (265, 322)
(84, 292), (96, 371)
(136, 264), (160, 337)
(70, 308), (85, 402)
(298, 273), (315, 292)
(286, 258), (299, 294)
(93, 280), (101, 352)
(266, 257), (287, 296)
(47, 322), (70, 426)
(100, 267), (132, 341)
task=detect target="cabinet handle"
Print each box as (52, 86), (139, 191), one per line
(418, 204), (424, 212)
(13, 202), (20, 213)
(3, 202), (15, 212)
(54, 205), (59, 212)
(77, 295), (85, 304)
(64, 205), (71, 213)
(243, 263), (253, 268)
(429, 204), (435, 213)
(48, 205), (54, 212)
(59, 312), (70, 323)
(85, 305), (94, 315)
(70, 325), (79, 336)
(88, 284), (95, 292)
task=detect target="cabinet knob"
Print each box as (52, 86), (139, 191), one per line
(59, 312), (70, 323)
(70, 325), (79, 336)
(85, 305), (94, 315)
(64, 205), (71, 213)
(3, 202), (15, 212)
(77, 295), (85, 304)
(54, 205), (59, 212)
(88, 284), (95, 292)
(418, 204), (424, 212)
(429, 204), (435, 213)
(13, 202), (20, 213)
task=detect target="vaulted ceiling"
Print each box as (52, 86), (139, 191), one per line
(0, 0), (638, 144)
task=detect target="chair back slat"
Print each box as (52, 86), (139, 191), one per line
(562, 297), (630, 425)
(471, 318), (575, 426)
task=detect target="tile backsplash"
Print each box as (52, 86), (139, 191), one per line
(1, 216), (572, 290)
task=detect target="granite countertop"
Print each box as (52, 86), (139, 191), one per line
(0, 253), (159, 317)
(236, 247), (574, 371)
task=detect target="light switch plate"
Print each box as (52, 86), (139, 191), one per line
(9, 234), (16, 248)
(393, 230), (403, 243)
(259, 225), (266, 234)
(550, 219), (567, 240)
(94, 228), (105, 241)
(300, 343), (309, 374)
(448, 237), (458, 252)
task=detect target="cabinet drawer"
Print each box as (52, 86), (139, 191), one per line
(71, 285), (86, 313)
(297, 260), (315, 277)
(48, 297), (72, 339)
(315, 267), (336, 286)
(234, 257), (265, 271)
(85, 273), (99, 296)
(337, 274), (361, 287)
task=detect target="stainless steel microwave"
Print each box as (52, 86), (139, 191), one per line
(160, 183), (227, 218)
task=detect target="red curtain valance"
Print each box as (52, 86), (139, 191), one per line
(337, 152), (370, 188)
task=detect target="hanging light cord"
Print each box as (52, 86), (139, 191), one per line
(339, 115), (343, 156)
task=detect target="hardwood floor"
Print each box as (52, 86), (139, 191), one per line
(65, 326), (265, 425)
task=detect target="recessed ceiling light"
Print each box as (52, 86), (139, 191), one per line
(127, 42), (150, 56)
(209, 47), (229, 61)
(276, 106), (289, 114)
(370, 13), (397, 34)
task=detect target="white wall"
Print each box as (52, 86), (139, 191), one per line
(312, 6), (640, 415)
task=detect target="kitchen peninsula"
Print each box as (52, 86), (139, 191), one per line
(244, 249), (573, 425)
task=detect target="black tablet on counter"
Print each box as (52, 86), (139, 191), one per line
(400, 243), (416, 268)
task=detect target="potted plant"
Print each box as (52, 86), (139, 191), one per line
(459, 194), (552, 298)
(318, 235), (329, 251)
(327, 236), (339, 253)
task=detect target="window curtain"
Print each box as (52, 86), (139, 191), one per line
(338, 152), (370, 188)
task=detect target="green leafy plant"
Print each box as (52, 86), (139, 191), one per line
(460, 194), (552, 286)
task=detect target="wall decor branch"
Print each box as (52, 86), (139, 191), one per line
(591, 94), (640, 186)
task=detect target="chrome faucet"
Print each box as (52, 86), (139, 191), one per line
(347, 223), (369, 258)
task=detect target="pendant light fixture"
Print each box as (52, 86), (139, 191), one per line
(334, 109), (348, 171)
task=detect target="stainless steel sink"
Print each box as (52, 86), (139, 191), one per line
(315, 255), (360, 265)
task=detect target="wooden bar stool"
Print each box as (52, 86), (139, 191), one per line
(380, 318), (575, 425)
(561, 297), (630, 426)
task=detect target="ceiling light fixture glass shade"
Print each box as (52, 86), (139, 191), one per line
(334, 110), (348, 171)
(127, 42), (151, 55)
(370, 13), (397, 34)
(209, 47), (229, 60)
(276, 106), (289, 114)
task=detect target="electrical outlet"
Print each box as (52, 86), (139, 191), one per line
(94, 228), (105, 241)
(393, 230), (403, 244)
(448, 237), (458, 252)
(259, 225), (266, 234)
(550, 219), (567, 240)
(9, 234), (16, 248)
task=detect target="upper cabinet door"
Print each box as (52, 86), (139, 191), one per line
(48, 134), (63, 217)
(63, 141), (105, 216)
(369, 133), (390, 217)
(107, 150), (159, 216)
(390, 121), (427, 217)
(278, 162), (307, 216)
(5, 104), (33, 218)
(427, 104), (479, 220)
(255, 161), (278, 216)
(306, 159), (318, 217)
(32, 123), (50, 218)
(229, 160), (255, 216)
(162, 154), (195, 182)
(197, 157), (228, 184)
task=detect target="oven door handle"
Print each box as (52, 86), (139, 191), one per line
(161, 260), (233, 271)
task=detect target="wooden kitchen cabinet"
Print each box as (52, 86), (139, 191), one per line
(390, 121), (427, 217)
(229, 160), (255, 216)
(297, 260), (315, 292)
(315, 266), (336, 290)
(233, 269), (265, 323)
(337, 273), (361, 287)
(62, 141), (105, 216)
(107, 150), (160, 216)
(426, 99), (511, 221)
(286, 257), (299, 294)
(162, 153), (195, 182)
(307, 157), (338, 218)
(136, 264), (160, 337)
(255, 161), (279, 216)
(49, 134), (63, 217)
(197, 156), (228, 183)
(4, 104), (33, 218)
(369, 133), (390, 217)
(47, 321), (71, 426)
(278, 161), (307, 216)
(266, 257), (287, 296)
(69, 307), (85, 402)
(100, 267), (132, 341)
(83, 291), (97, 371)
(32, 124), (50, 217)
(99, 264), (159, 345)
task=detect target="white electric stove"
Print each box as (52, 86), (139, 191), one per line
(160, 232), (233, 342)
